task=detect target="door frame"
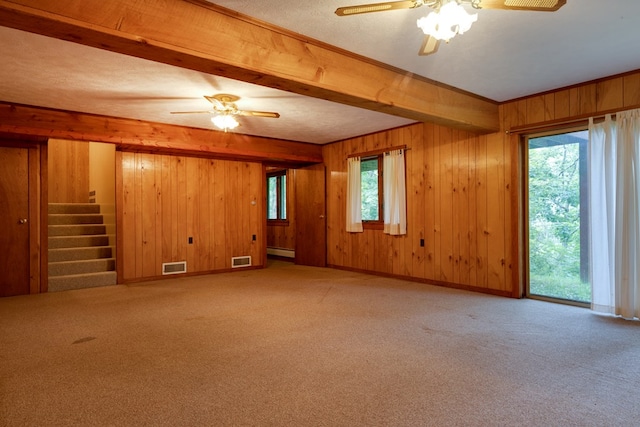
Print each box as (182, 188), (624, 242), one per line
(521, 126), (590, 308)
(0, 136), (47, 295)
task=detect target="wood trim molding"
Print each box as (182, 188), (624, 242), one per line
(506, 105), (640, 135)
(328, 264), (513, 298)
(28, 144), (41, 294)
(262, 164), (269, 266)
(510, 132), (522, 298)
(39, 143), (48, 293)
(0, 0), (499, 133)
(192, 1), (496, 105)
(502, 68), (640, 105)
(0, 103), (323, 165)
(118, 266), (264, 285)
(115, 150), (124, 285)
(347, 145), (408, 159)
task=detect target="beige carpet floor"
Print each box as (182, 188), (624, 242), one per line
(1, 260), (639, 426)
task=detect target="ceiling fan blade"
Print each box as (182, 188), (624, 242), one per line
(418, 36), (440, 56)
(170, 110), (212, 115)
(96, 95), (198, 102)
(335, 1), (423, 16)
(477, 0), (566, 11)
(204, 95), (227, 109)
(237, 110), (280, 119)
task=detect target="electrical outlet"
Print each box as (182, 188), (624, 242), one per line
(252, 234), (256, 241)
(188, 237), (193, 244)
(420, 238), (424, 247)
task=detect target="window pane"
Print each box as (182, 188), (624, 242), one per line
(267, 176), (277, 219)
(528, 130), (590, 303)
(280, 175), (287, 220)
(361, 158), (379, 221)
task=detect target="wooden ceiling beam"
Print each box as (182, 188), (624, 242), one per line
(0, 0), (499, 133)
(0, 103), (323, 164)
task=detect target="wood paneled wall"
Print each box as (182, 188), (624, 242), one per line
(48, 139), (90, 203)
(120, 152), (264, 281)
(266, 169), (296, 250)
(501, 71), (640, 128)
(324, 69), (640, 297)
(324, 124), (512, 296)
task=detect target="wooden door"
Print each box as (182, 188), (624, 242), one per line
(0, 146), (31, 297)
(295, 163), (326, 267)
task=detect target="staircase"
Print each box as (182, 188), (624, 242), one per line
(48, 203), (116, 292)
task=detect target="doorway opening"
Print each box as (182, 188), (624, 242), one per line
(47, 139), (117, 292)
(526, 128), (590, 306)
(266, 168), (295, 261)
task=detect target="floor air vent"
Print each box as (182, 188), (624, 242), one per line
(231, 256), (252, 268)
(162, 261), (187, 275)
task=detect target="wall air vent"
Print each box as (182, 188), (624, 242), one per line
(162, 261), (187, 275)
(231, 256), (252, 268)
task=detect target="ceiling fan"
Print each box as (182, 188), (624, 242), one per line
(171, 94), (280, 131)
(335, 0), (566, 56)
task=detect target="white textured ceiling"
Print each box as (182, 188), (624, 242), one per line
(210, 0), (640, 101)
(2, 1), (640, 145)
(0, 26), (414, 144)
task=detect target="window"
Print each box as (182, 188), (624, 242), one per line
(361, 156), (383, 226)
(525, 111), (640, 316)
(347, 148), (406, 234)
(267, 170), (287, 222)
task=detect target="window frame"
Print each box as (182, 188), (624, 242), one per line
(523, 125), (590, 308)
(348, 145), (406, 231)
(267, 170), (288, 225)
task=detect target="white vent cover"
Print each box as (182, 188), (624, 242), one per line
(162, 261), (187, 275)
(231, 256), (252, 268)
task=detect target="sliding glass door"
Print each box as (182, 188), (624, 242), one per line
(526, 129), (590, 305)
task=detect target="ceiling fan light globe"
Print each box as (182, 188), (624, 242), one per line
(212, 114), (239, 130)
(417, 2), (477, 41)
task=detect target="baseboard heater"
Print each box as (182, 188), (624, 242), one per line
(232, 256), (252, 268)
(162, 261), (187, 275)
(266, 248), (295, 258)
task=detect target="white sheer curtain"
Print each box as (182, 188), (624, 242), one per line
(346, 156), (363, 233)
(589, 115), (617, 314)
(383, 149), (407, 235)
(589, 109), (640, 319)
